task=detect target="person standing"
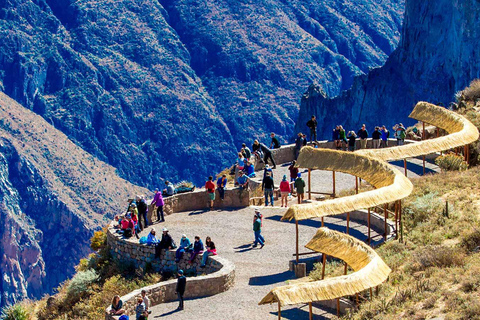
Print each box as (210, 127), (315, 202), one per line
(252, 210), (265, 248)
(141, 290), (152, 314)
(279, 175), (291, 207)
(288, 161), (299, 183)
(262, 171), (275, 206)
(347, 131), (357, 151)
(135, 297), (146, 320)
(151, 189), (165, 223)
(332, 126), (340, 149)
(294, 133), (304, 160)
(205, 176), (216, 210)
(381, 125), (390, 148)
(253, 140), (276, 169)
(395, 123), (406, 145)
(339, 125), (347, 150)
(270, 133), (281, 149)
(372, 126), (381, 149)
(357, 124), (369, 149)
(216, 174), (227, 200)
(175, 270), (186, 310)
(294, 173), (306, 204)
(136, 195), (149, 227)
(306, 115), (318, 143)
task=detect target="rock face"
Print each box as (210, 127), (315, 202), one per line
(296, 0), (480, 138)
(0, 0), (404, 186)
(0, 92), (147, 307)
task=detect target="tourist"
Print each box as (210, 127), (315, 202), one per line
(306, 115), (318, 143)
(141, 290), (152, 314)
(241, 143), (251, 159)
(146, 229), (159, 245)
(189, 236), (204, 263)
(372, 126), (381, 149)
(164, 181), (175, 197)
(251, 139), (264, 161)
(123, 214), (135, 238)
(394, 123), (406, 145)
(151, 189), (165, 223)
(136, 195), (149, 228)
(245, 160), (255, 178)
(135, 297), (146, 320)
(294, 173), (306, 204)
(205, 176), (216, 210)
(262, 171), (275, 206)
(279, 175), (291, 207)
(347, 131), (357, 152)
(237, 152), (245, 172)
(138, 311), (149, 320)
(216, 174), (228, 200)
(357, 124), (369, 149)
(237, 170), (249, 190)
(338, 125), (347, 150)
(176, 270), (186, 310)
(175, 234), (192, 262)
(332, 126), (340, 149)
(381, 125), (390, 148)
(288, 160), (299, 183)
(155, 227), (174, 258)
(200, 236), (217, 268)
(110, 295), (125, 315)
(295, 133), (304, 160)
(270, 132), (281, 149)
(253, 140), (276, 169)
(252, 211), (265, 248)
(263, 164), (274, 180)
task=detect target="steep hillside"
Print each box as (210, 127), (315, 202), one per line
(0, 92), (148, 307)
(0, 0), (404, 186)
(296, 0), (480, 137)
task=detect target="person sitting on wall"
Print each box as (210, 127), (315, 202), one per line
(123, 214), (135, 238)
(237, 170), (249, 190)
(241, 143), (252, 159)
(245, 160), (255, 178)
(155, 227), (175, 258)
(163, 181), (175, 197)
(200, 236), (217, 268)
(110, 295), (126, 316)
(216, 174), (228, 201)
(175, 234), (193, 262)
(146, 229), (159, 245)
(270, 132), (281, 149)
(188, 236), (204, 263)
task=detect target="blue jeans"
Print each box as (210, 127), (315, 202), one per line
(264, 188), (274, 206)
(201, 251), (213, 267)
(254, 230), (265, 246)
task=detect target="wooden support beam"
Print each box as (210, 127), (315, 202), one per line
(321, 254), (326, 280)
(344, 262), (348, 275)
(422, 121), (426, 175)
(403, 159), (407, 177)
(278, 301), (281, 320)
(384, 204), (388, 241)
(346, 212), (350, 234)
(295, 220), (299, 263)
(395, 201), (398, 240)
(399, 200), (403, 243)
(369, 288), (373, 300)
(332, 170), (336, 197)
(356, 293), (359, 306)
(336, 298), (340, 317)
(321, 217), (324, 227)
(367, 208), (371, 245)
(309, 302), (313, 320)
(308, 169), (312, 200)
(467, 144), (470, 164)
(355, 176), (358, 194)
(376, 286), (379, 296)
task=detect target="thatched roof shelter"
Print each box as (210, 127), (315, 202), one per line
(357, 102), (479, 161)
(282, 147), (413, 221)
(259, 228), (391, 306)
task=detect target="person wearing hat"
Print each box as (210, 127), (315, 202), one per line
(294, 173), (306, 204)
(279, 175), (291, 207)
(252, 210), (265, 248)
(175, 234), (192, 262)
(151, 188), (165, 223)
(155, 227), (174, 258)
(175, 270), (186, 310)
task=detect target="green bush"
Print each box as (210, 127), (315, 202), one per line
(405, 192), (444, 227)
(90, 229), (107, 251)
(0, 304), (30, 320)
(457, 79), (480, 102)
(67, 270), (99, 300)
(435, 153), (468, 171)
(410, 245), (465, 272)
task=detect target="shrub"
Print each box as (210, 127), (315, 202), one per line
(90, 229), (107, 251)
(458, 79), (480, 102)
(460, 229), (480, 252)
(435, 153), (468, 171)
(405, 192), (444, 227)
(0, 304), (30, 320)
(410, 245), (465, 272)
(66, 270), (99, 303)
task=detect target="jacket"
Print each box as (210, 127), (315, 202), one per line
(253, 218), (262, 231)
(262, 175), (275, 190)
(357, 129), (368, 139)
(280, 180), (291, 192)
(151, 192), (164, 206)
(193, 240), (204, 253)
(307, 119), (317, 129)
(176, 276), (186, 295)
(294, 178), (306, 193)
(372, 130), (381, 140)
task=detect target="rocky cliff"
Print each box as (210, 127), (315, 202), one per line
(0, 92), (147, 307)
(0, 0), (404, 186)
(296, 0), (480, 137)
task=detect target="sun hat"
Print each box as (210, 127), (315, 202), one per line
(162, 227), (168, 232)
(178, 270), (184, 275)
(182, 234), (187, 238)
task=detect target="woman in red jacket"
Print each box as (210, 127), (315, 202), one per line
(279, 175), (291, 207)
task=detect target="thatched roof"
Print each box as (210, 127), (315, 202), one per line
(357, 102), (479, 161)
(259, 228), (391, 306)
(282, 147), (413, 221)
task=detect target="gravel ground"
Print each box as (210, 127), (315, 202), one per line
(142, 157), (436, 320)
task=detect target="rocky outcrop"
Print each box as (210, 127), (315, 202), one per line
(0, 0), (404, 186)
(0, 92), (147, 306)
(296, 0), (480, 137)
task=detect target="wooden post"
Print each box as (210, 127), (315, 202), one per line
(376, 286), (379, 296)
(403, 159), (407, 177)
(399, 200), (403, 243)
(367, 208), (371, 245)
(355, 176), (358, 194)
(369, 288), (373, 300)
(344, 262), (348, 275)
(346, 212), (350, 234)
(464, 145), (468, 162)
(321, 254), (326, 279)
(422, 122), (426, 175)
(336, 298), (340, 317)
(436, 127), (439, 138)
(467, 144), (470, 164)
(332, 170), (336, 197)
(295, 220), (299, 263)
(309, 302), (313, 320)
(308, 169), (311, 200)
(356, 293), (359, 306)
(384, 204), (388, 241)
(321, 217), (324, 227)
(395, 201), (398, 240)
(278, 301), (281, 320)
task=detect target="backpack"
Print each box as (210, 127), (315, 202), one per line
(399, 129), (406, 139)
(119, 316), (129, 320)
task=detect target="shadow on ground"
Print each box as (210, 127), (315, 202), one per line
(249, 270), (294, 286)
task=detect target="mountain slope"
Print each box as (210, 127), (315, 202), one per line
(296, 0), (480, 137)
(0, 92), (147, 307)
(0, 0), (404, 186)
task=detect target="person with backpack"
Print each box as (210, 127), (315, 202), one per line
(176, 270), (186, 310)
(205, 176), (216, 210)
(396, 123), (406, 145)
(135, 297), (146, 320)
(294, 173), (306, 204)
(338, 125), (347, 150)
(306, 115), (318, 143)
(252, 210), (265, 248)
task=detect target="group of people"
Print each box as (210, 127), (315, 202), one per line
(110, 289), (152, 319)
